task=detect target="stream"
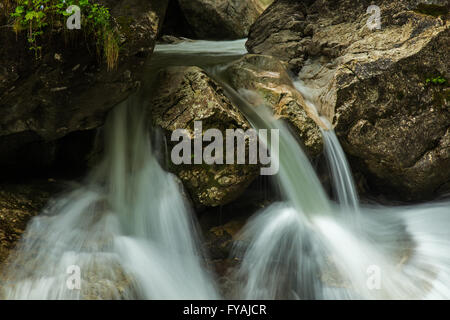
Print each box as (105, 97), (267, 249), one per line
(1, 39), (449, 300)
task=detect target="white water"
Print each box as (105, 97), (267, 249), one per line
(294, 81), (359, 212)
(321, 129), (359, 212)
(226, 96), (450, 299)
(1, 38), (449, 300)
(1, 100), (218, 299)
(209, 43), (450, 299)
(155, 39), (247, 56)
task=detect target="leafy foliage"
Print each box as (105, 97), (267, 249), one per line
(10, 0), (119, 69)
(426, 76), (447, 85)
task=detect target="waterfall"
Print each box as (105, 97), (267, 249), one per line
(1, 38), (448, 300)
(226, 92), (450, 299)
(1, 100), (218, 300)
(293, 80), (359, 211)
(321, 129), (359, 211)
(211, 62), (450, 300)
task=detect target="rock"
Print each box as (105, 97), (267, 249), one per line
(0, 0), (169, 175)
(247, 0), (449, 71)
(177, 0), (266, 39)
(198, 180), (273, 298)
(0, 181), (61, 268)
(158, 35), (194, 44)
(245, 0), (450, 200)
(149, 66), (260, 207)
(246, 0), (313, 72)
(159, 0), (197, 39)
(224, 54), (324, 156)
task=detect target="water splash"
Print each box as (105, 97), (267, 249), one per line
(1, 37), (448, 301)
(1, 100), (218, 300)
(217, 76), (450, 300)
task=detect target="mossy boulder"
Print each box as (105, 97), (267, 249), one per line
(149, 66), (260, 207)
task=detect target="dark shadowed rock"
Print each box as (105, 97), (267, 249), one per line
(0, 0), (169, 175)
(0, 181), (62, 268)
(178, 0), (266, 40)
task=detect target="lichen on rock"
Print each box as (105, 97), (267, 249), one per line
(246, 0), (450, 200)
(149, 66), (260, 207)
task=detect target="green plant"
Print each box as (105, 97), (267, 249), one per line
(10, 0), (119, 69)
(426, 76), (447, 85)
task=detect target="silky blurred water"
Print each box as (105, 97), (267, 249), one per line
(1, 101), (218, 299)
(2, 38), (449, 300)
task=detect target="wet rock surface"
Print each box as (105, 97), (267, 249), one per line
(247, 0), (450, 200)
(149, 66), (260, 207)
(225, 54), (324, 157)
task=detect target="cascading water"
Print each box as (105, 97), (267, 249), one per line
(321, 128), (359, 211)
(293, 81), (359, 212)
(219, 71), (450, 300)
(205, 85), (333, 299)
(1, 38), (448, 300)
(0, 100), (218, 299)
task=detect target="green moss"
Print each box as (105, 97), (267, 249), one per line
(426, 76), (447, 85)
(414, 4), (449, 17)
(9, 0), (119, 69)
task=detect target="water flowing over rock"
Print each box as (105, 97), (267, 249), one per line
(149, 66), (260, 207)
(0, 181), (60, 268)
(247, 0), (450, 200)
(177, 0), (266, 39)
(224, 54), (324, 157)
(1, 103), (219, 300)
(0, 0), (169, 174)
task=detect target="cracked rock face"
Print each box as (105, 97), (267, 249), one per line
(177, 0), (266, 39)
(149, 66), (260, 207)
(246, 0), (449, 200)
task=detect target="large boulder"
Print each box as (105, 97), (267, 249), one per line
(177, 0), (266, 39)
(0, 0), (169, 175)
(149, 66), (260, 207)
(245, 0), (313, 72)
(246, 0), (449, 200)
(224, 54), (324, 157)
